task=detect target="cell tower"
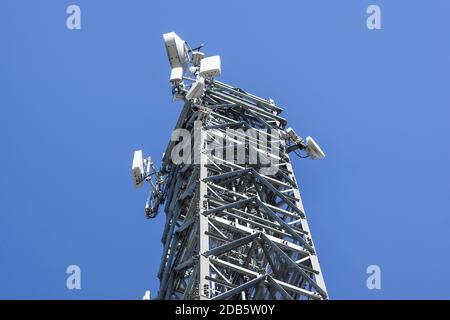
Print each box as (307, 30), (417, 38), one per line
(132, 32), (328, 300)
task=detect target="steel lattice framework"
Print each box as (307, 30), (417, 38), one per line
(135, 33), (328, 300)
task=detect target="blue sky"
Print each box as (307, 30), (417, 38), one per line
(1, 0), (449, 299)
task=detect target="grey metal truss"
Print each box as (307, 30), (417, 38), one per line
(153, 79), (328, 300)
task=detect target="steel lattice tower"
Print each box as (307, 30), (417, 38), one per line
(133, 32), (328, 300)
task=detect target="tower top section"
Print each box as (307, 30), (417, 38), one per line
(163, 32), (221, 101)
